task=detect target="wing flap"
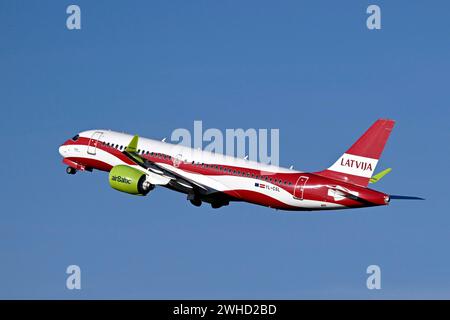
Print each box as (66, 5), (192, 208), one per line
(122, 135), (209, 192)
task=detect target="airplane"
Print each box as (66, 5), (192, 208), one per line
(58, 119), (423, 211)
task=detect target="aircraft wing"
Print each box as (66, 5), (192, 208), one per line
(122, 135), (210, 193)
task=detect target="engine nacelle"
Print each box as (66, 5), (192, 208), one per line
(109, 165), (153, 196)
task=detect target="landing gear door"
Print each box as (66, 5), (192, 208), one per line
(87, 131), (103, 155)
(293, 176), (309, 200)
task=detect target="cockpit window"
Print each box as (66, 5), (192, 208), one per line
(72, 134), (79, 141)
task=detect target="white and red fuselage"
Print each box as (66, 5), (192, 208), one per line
(59, 120), (395, 211)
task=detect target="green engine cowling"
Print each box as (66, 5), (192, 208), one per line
(109, 165), (152, 195)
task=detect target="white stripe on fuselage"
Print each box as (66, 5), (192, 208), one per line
(328, 153), (378, 178)
(90, 130), (296, 174)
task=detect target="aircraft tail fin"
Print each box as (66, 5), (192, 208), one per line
(315, 119), (395, 187)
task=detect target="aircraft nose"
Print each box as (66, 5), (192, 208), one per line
(59, 143), (68, 157)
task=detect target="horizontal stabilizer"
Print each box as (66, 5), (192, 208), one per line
(390, 195), (425, 200)
(369, 168), (392, 184)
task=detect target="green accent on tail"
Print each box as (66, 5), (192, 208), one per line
(125, 135), (139, 153)
(369, 168), (392, 184)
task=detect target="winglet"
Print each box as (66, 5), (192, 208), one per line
(369, 168), (392, 184)
(126, 135), (139, 153)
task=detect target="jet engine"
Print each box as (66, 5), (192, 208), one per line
(109, 165), (153, 195)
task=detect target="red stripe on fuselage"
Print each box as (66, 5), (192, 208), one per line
(63, 138), (301, 195)
(64, 137), (136, 166)
(61, 137), (387, 209)
(314, 169), (369, 187)
(65, 157), (113, 172)
(223, 189), (298, 210)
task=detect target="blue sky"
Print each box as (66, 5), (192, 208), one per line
(1, 0), (449, 299)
